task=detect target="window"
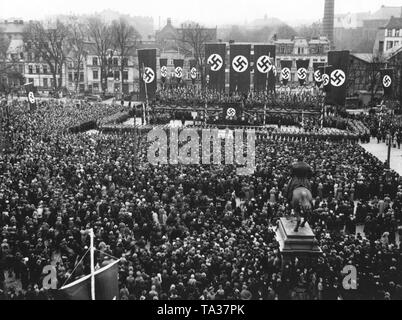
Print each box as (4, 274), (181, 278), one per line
(396, 29), (400, 37)
(68, 73), (73, 82)
(113, 58), (119, 66)
(79, 73), (84, 82)
(395, 41), (400, 47)
(379, 41), (384, 53)
(114, 83), (120, 92)
(43, 65), (47, 74)
(114, 71), (120, 80)
(36, 65), (40, 74)
(123, 71), (128, 80)
(93, 57), (98, 66)
(122, 58), (128, 66)
(386, 41), (394, 50)
(93, 83), (99, 92)
(387, 29), (392, 37)
(28, 65), (33, 74)
(93, 70), (99, 80)
(43, 78), (48, 88)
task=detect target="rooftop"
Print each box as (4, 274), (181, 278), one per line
(385, 16), (402, 29)
(351, 53), (374, 63)
(371, 5), (402, 20)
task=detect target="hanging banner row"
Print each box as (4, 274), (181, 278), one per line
(138, 46), (357, 106)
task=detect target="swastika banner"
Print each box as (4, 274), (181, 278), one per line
(138, 49), (157, 100)
(254, 45), (276, 92)
(230, 44), (251, 94)
(173, 59), (184, 83)
(313, 63), (325, 87)
(296, 59), (310, 86)
(25, 82), (37, 111)
(280, 60), (292, 86)
(223, 104), (241, 119)
(205, 43), (226, 92)
(322, 65), (333, 95)
(159, 58), (168, 83)
(381, 69), (393, 97)
(327, 50), (350, 106)
(189, 59), (197, 85)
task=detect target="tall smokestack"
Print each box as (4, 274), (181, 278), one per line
(323, 0), (335, 49)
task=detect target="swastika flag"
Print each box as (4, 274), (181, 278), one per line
(381, 69), (393, 97)
(230, 44), (251, 94)
(280, 60), (292, 86)
(254, 45), (276, 92)
(138, 49), (157, 100)
(205, 43), (226, 92)
(327, 50), (349, 106)
(296, 59), (310, 86)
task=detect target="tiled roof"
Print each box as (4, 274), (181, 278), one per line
(385, 16), (402, 29)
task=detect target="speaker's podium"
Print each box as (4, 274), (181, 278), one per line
(276, 218), (322, 267)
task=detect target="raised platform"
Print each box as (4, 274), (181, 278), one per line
(275, 218), (322, 255)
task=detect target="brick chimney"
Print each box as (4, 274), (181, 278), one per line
(323, 0), (335, 49)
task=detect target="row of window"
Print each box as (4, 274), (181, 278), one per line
(386, 28), (402, 37)
(386, 40), (400, 51)
(25, 77), (62, 88)
(27, 65), (52, 74)
(68, 83), (130, 94)
(89, 57), (129, 67)
(68, 70), (129, 82)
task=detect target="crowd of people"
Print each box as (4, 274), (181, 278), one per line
(155, 87), (324, 111)
(345, 110), (402, 148)
(0, 99), (402, 300)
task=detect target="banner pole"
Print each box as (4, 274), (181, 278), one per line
(142, 63), (149, 125)
(90, 228), (95, 300)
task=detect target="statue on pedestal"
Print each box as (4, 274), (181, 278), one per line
(286, 156), (313, 233)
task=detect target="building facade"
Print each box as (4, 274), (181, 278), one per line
(275, 37), (330, 84)
(65, 48), (137, 95)
(382, 17), (402, 54)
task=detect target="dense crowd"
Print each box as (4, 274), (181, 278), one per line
(155, 87), (324, 110)
(350, 111), (402, 148)
(1, 100), (402, 300)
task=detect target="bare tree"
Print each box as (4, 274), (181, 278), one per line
(176, 22), (215, 88)
(0, 28), (10, 74)
(0, 29), (11, 91)
(66, 16), (88, 94)
(24, 20), (70, 91)
(111, 17), (140, 96)
(0, 29), (24, 93)
(87, 17), (113, 95)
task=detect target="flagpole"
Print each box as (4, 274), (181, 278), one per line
(90, 228), (95, 300)
(142, 63), (149, 125)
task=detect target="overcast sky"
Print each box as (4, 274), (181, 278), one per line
(1, 0), (402, 26)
